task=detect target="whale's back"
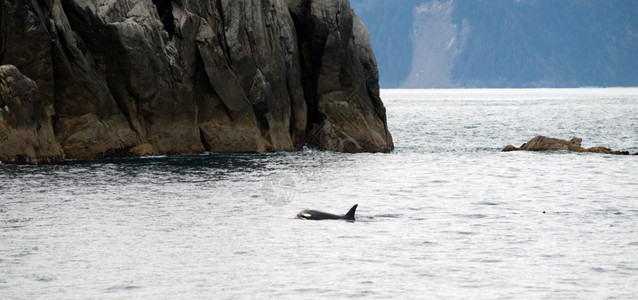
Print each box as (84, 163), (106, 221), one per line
(296, 204), (358, 221)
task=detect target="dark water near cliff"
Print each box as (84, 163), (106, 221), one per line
(2, 89), (638, 299)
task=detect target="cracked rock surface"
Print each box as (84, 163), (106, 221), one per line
(0, 0), (393, 163)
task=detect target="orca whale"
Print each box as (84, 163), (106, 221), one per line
(296, 204), (358, 221)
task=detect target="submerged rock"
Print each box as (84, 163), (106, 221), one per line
(503, 136), (630, 155)
(0, 0), (393, 164)
(0, 65), (65, 164)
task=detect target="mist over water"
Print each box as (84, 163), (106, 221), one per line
(2, 89), (638, 298)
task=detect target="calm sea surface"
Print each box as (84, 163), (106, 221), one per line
(2, 89), (638, 299)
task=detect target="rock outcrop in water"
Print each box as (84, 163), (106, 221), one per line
(0, 0), (393, 164)
(503, 136), (630, 155)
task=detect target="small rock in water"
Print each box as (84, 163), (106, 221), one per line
(503, 135), (630, 155)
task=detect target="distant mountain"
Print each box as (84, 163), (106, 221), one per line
(351, 0), (638, 88)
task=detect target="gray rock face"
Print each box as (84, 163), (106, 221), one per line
(0, 0), (392, 163)
(400, 0), (469, 88)
(503, 136), (630, 155)
(0, 65), (65, 164)
(290, 0), (393, 152)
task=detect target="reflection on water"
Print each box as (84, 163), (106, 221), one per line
(1, 89), (638, 298)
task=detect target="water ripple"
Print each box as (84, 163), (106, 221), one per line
(2, 89), (638, 298)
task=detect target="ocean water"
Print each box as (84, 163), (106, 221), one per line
(1, 88), (638, 299)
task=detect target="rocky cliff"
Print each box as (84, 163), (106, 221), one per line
(0, 65), (65, 163)
(0, 0), (393, 163)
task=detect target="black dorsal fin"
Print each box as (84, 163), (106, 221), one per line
(344, 204), (358, 221)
